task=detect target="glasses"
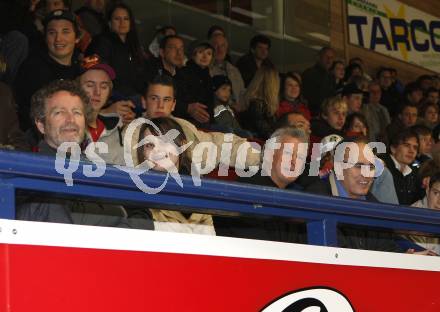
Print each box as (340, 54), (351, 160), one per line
(340, 161), (375, 171)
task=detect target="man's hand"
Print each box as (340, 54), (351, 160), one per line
(406, 248), (438, 256)
(102, 100), (136, 125)
(187, 102), (210, 124)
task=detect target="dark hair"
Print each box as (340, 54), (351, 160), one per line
(207, 25), (225, 39)
(376, 67), (392, 79)
(330, 60), (345, 72)
(344, 63), (363, 81)
(156, 25), (176, 36)
(417, 74), (433, 84)
(398, 103), (418, 115)
(418, 159), (440, 182)
(318, 46), (334, 57)
(419, 101), (439, 118)
(426, 87), (439, 96)
(136, 117), (190, 173)
(145, 74), (176, 97)
(429, 171), (440, 188)
(250, 34), (271, 50)
(348, 57), (362, 66)
(44, 9), (80, 37)
(411, 124), (432, 137)
(159, 34), (184, 50)
(404, 81), (422, 97)
(280, 72), (303, 100)
(343, 112), (369, 136)
(390, 128), (419, 148)
(31, 79), (92, 124)
(276, 110), (305, 129)
(107, 2), (143, 65)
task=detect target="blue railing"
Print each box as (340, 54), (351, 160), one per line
(0, 149), (439, 246)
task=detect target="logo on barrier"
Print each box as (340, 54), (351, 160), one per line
(261, 287), (354, 312)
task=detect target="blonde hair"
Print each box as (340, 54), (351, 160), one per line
(245, 64), (280, 116)
(321, 96), (348, 117)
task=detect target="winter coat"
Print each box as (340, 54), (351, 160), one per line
(0, 82), (29, 150)
(175, 60), (214, 126)
(16, 141), (153, 229)
(302, 63), (335, 115)
(245, 99), (277, 139)
(86, 32), (146, 96)
(383, 155), (420, 206)
(85, 114), (125, 165)
(75, 6), (108, 37)
(14, 50), (81, 131)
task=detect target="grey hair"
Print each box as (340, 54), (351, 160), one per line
(30, 79), (93, 124)
(270, 126), (309, 143)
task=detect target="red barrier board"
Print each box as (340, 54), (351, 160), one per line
(0, 219), (439, 311)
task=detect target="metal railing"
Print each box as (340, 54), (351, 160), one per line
(0, 149), (440, 246)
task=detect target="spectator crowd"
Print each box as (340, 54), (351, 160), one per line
(1, 0), (440, 255)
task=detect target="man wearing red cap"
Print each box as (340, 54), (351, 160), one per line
(78, 55), (125, 165)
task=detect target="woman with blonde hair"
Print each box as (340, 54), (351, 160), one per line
(243, 63), (280, 139)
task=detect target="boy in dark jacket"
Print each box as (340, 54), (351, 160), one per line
(212, 75), (252, 138)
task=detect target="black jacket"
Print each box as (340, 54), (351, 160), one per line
(75, 6), (108, 37)
(380, 86), (402, 118)
(302, 63), (336, 115)
(86, 32), (146, 96)
(383, 155), (420, 205)
(244, 99), (277, 139)
(214, 172), (307, 244)
(305, 178), (403, 252)
(174, 60), (214, 127)
(310, 118), (344, 142)
(16, 141), (153, 229)
(235, 53), (272, 88)
(14, 50), (81, 131)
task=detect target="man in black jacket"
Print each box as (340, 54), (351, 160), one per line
(145, 35), (185, 83)
(215, 126), (309, 243)
(16, 79), (152, 230)
(236, 34), (272, 87)
(14, 10), (81, 131)
(75, 0), (108, 37)
(302, 47), (336, 116)
(384, 129), (420, 205)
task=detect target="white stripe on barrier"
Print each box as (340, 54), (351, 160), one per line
(0, 219), (439, 272)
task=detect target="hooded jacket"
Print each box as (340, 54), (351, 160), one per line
(85, 113), (125, 165)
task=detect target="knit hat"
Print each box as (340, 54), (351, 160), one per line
(212, 75), (231, 92)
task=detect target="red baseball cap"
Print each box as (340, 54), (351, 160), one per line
(81, 54), (116, 80)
